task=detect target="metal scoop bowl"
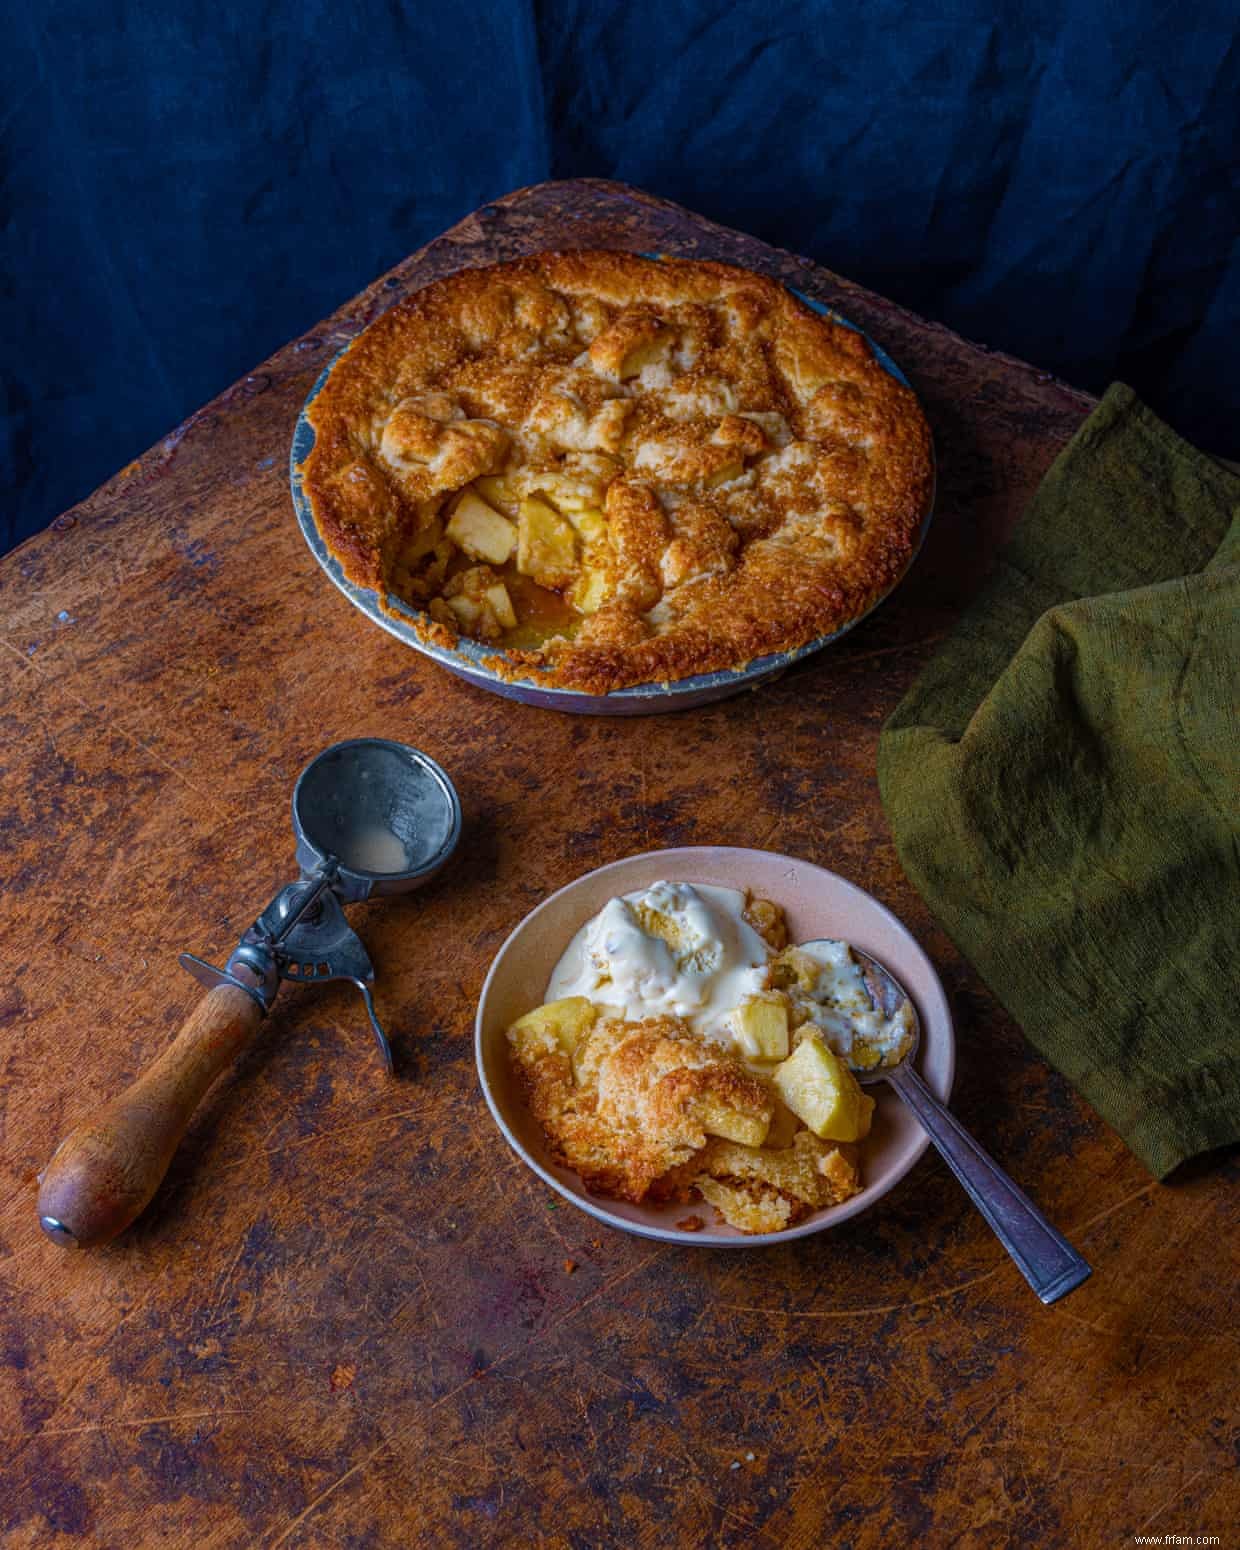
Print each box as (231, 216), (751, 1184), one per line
(802, 940), (1092, 1305)
(38, 739), (461, 1249)
(291, 738), (460, 901)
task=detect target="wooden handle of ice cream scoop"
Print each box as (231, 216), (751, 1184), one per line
(37, 985), (266, 1249)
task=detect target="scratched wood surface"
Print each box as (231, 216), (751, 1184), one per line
(1, 180), (1236, 1549)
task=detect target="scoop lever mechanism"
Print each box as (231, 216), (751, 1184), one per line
(179, 863), (394, 1074)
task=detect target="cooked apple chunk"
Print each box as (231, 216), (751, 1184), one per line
(695, 1096), (771, 1148)
(565, 508), (608, 546)
(533, 474), (599, 514)
(484, 582), (517, 631)
(742, 895), (788, 951)
(729, 993), (790, 1060)
(571, 565), (609, 615)
(395, 515), (445, 571)
(763, 1095), (802, 1150)
(446, 489), (517, 565)
(441, 566), (515, 640)
(702, 457), (745, 489)
(507, 996), (598, 1057)
(562, 509), (612, 614)
(517, 496), (579, 589)
(773, 1033), (875, 1143)
(769, 946), (823, 993)
(473, 474), (520, 517)
(444, 594), (483, 632)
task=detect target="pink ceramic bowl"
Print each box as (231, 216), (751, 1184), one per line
(475, 847), (955, 1246)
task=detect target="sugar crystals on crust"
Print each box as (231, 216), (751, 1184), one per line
(301, 251), (933, 693)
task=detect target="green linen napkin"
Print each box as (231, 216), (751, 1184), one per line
(877, 384), (1239, 1177)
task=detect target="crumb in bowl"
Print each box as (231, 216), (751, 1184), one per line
(505, 880), (914, 1234)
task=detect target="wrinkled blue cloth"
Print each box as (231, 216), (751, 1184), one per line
(4, 0), (1238, 551)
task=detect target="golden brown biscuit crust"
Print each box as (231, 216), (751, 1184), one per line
(507, 1006), (863, 1232)
(654, 1132), (861, 1233)
(302, 251), (933, 693)
(507, 1013), (774, 1203)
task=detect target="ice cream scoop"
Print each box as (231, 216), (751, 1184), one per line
(37, 738), (461, 1249)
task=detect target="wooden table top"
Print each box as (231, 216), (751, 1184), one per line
(1, 180), (1236, 1549)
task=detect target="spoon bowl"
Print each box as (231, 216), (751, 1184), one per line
(854, 943), (922, 1081)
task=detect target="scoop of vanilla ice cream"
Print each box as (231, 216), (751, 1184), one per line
(546, 880), (770, 1036)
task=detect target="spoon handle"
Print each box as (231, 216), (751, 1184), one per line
(887, 1062), (1091, 1304)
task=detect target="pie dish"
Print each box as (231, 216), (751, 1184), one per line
(475, 848), (955, 1247)
(299, 251), (934, 697)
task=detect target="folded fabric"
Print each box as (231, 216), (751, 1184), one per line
(878, 384), (1239, 1177)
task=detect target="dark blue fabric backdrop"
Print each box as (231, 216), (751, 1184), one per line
(4, 0), (1238, 552)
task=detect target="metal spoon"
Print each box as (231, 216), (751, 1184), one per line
(802, 941), (1092, 1305)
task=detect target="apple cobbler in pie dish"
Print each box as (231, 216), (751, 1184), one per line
(504, 881), (915, 1234)
(299, 251), (933, 695)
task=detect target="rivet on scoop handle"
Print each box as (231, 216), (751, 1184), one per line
(36, 985), (266, 1249)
